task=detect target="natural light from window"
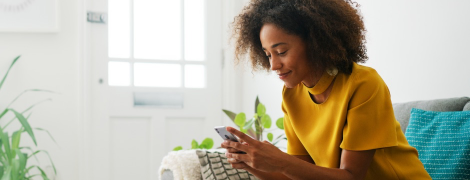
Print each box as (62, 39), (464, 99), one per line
(134, 0), (181, 60)
(108, 0), (206, 88)
(134, 63), (181, 87)
(108, 0), (130, 58)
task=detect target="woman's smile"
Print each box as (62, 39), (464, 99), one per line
(277, 71), (292, 80)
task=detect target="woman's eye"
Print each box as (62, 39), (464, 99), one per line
(278, 51), (287, 55)
(266, 54), (271, 58)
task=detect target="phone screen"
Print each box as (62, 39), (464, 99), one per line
(214, 126), (246, 154)
(214, 126), (239, 142)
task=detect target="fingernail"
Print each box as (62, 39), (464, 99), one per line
(223, 140), (229, 145)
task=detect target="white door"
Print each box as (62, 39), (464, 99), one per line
(85, 0), (223, 179)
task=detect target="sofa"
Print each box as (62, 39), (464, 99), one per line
(159, 97), (470, 180)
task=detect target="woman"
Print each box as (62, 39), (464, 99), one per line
(221, 0), (431, 179)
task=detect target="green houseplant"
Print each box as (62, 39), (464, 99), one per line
(223, 96), (286, 146)
(0, 56), (57, 180)
(172, 138), (214, 151)
(172, 96), (286, 151)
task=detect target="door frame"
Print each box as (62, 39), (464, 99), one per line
(78, 0), (248, 179)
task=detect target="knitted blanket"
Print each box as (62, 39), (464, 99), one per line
(159, 149), (258, 180)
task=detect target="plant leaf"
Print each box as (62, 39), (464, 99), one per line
(200, 138), (214, 149)
(4, 98), (52, 129)
(173, 146), (183, 151)
(267, 133), (273, 142)
(254, 117), (262, 140)
(25, 173), (41, 179)
(191, 139), (198, 149)
(1, 166), (11, 180)
(0, 140), (6, 160)
(257, 103), (266, 117)
(199, 144), (208, 149)
(35, 165), (50, 180)
(274, 134), (285, 140)
(276, 118), (284, 130)
(11, 159), (20, 180)
(247, 129), (257, 139)
(0, 127), (12, 162)
(0, 55), (20, 92)
(222, 109), (237, 121)
(0, 109), (8, 119)
(9, 109), (37, 146)
(34, 128), (59, 147)
(254, 96), (260, 114)
(243, 119), (254, 131)
(261, 114), (272, 128)
(21, 147), (40, 163)
(11, 129), (22, 158)
(272, 135), (286, 145)
(17, 150), (27, 175)
(6, 89), (58, 109)
(40, 150), (57, 175)
(234, 113), (246, 127)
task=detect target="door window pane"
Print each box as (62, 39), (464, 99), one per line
(184, 0), (205, 61)
(134, 0), (181, 60)
(108, 0), (131, 58)
(134, 63), (181, 87)
(108, 61), (131, 86)
(184, 65), (205, 88)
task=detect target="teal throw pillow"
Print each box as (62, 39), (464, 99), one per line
(405, 108), (470, 180)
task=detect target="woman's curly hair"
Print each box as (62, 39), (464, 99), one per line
(232, 0), (368, 74)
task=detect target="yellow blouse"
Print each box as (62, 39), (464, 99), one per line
(282, 63), (431, 179)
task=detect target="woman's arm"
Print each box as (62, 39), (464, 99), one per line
(223, 127), (376, 180)
(227, 155), (315, 180)
(281, 149), (375, 180)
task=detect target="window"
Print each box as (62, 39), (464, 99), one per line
(108, 0), (206, 88)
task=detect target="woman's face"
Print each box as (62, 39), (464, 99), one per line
(260, 23), (318, 88)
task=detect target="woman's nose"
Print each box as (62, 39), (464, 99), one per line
(270, 56), (282, 71)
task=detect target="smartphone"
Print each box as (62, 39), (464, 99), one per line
(214, 126), (246, 154)
(214, 126), (239, 142)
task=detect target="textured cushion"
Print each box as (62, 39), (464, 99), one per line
(464, 101), (470, 111)
(405, 108), (470, 180)
(392, 97), (470, 133)
(196, 150), (259, 180)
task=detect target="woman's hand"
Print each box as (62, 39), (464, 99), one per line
(220, 126), (292, 172)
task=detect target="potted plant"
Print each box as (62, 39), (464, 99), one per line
(223, 96), (286, 146)
(0, 56), (57, 180)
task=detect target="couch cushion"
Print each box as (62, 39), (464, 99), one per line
(196, 150), (259, 180)
(464, 101), (470, 111)
(405, 108), (470, 180)
(392, 97), (470, 133)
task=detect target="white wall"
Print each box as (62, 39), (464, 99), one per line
(357, 0), (470, 103)
(0, 0), (83, 179)
(237, 0), (470, 120)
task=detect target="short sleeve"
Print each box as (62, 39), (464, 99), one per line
(339, 70), (398, 150)
(282, 98), (309, 155)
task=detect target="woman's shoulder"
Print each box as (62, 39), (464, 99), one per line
(347, 63), (386, 87)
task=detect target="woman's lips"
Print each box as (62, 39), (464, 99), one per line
(278, 71), (291, 80)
